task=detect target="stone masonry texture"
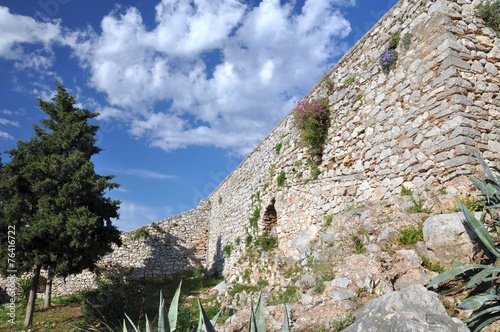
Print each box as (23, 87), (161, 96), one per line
(2, 0), (500, 296)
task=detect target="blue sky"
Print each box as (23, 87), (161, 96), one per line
(0, 0), (396, 231)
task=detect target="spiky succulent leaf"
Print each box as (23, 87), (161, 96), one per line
(145, 315), (151, 332)
(197, 298), (217, 332)
(463, 305), (500, 332)
(283, 304), (290, 332)
(255, 291), (266, 332)
(466, 266), (500, 289)
(458, 294), (500, 311)
(249, 298), (256, 332)
(459, 202), (500, 257)
(427, 263), (489, 289)
(168, 280), (182, 331)
(124, 313), (140, 332)
(158, 290), (166, 332)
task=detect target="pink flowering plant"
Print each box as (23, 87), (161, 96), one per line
(293, 98), (330, 156)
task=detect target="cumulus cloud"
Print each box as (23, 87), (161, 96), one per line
(3, 0), (356, 155)
(0, 6), (60, 63)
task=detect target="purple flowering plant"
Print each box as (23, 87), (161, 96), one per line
(292, 98), (330, 156)
(379, 45), (398, 73)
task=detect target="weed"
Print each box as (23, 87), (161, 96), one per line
(277, 171), (287, 187)
(398, 224), (424, 244)
(245, 233), (253, 247)
(249, 206), (261, 231)
(267, 286), (300, 305)
(401, 186), (413, 196)
(344, 73), (357, 86)
(131, 227), (150, 240)
(421, 255), (445, 273)
(254, 234), (278, 252)
(331, 314), (355, 331)
(476, 0), (500, 32)
(275, 142), (283, 154)
(235, 237), (241, 245)
(324, 214), (334, 227)
(406, 197), (432, 214)
(352, 235), (366, 254)
(402, 32), (413, 50)
(223, 243), (233, 257)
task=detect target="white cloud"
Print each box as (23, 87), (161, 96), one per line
(0, 118), (19, 127)
(0, 131), (14, 140)
(3, 0), (356, 155)
(121, 168), (175, 180)
(109, 166), (175, 180)
(0, 6), (60, 61)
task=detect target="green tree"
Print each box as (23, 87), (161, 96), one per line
(0, 82), (122, 327)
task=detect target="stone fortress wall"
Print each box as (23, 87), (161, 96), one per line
(3, 0), (500, 297)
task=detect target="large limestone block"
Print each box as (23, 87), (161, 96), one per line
(423, 213), (478, 267)
(343, 285), (470, 332)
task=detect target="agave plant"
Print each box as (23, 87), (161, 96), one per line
(123, 281), (290, 332)
(427, 154), (500, 331)
(123, 281), (291, 331)
(249, 291), (290, 332)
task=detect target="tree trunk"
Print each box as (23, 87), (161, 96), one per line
(43, 271), (52, 309)
(24, 264), (41, 327)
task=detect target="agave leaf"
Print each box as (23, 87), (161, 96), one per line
(283, 304), (290, 332)
(249, 298), (256, 332)
(123, 320), (129, 332)
(255, 291), (266, 332)
(476, 153), (497, 183)
(197, 298), (216, 332)
(458, 294), (500, 311)
(427, 263), (489, 288)
(196, 306), (204, 332)
(145, 315), (151, 332)
(158, 290), (166, 332)
(210, 308), (222, 328)
(465, 266), (500, 289)
(124, 313), (140, 332)
(168, 280), (182, 332)
(465, 305), (500, 332)
(459, 203), (500, 257)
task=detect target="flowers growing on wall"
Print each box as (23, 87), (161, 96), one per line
(379, 33), (400, 74)
(292, 98), (330, 157)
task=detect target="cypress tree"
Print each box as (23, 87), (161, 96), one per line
(0, 82), (122, 327)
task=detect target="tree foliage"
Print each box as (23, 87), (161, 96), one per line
(0, 82), (122, 326)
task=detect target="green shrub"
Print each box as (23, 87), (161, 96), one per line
(427, 154), (500, 332)
(398, 224), (424, 245)
(324, 214), (334, 227)
(476, 0), (500, 31)
(267, 286), (300, 306)
(292, 98), (330, 156)
(249, 207), (261, 231)
(402, 33), (413, 50)
(421, 256), (445, 273)
(245, 233), (253, 247)
(277, 171), (286, 187)
(254, 234), (278, 252)
(223, 244), (233, 257)
(406, 196), (432, 214)
(83, 266), (144, 330)
(352, 235), (366, 254)
(131, 227), (150, 240)
(275, 142), (283, 154)
(458, 194), (485, 212)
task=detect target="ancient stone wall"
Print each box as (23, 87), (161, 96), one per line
(205, 0), (500, 278)
(3, 0), (500, 298)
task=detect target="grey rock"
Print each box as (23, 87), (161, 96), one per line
(423, 213), (478, 267)
(343, 285), (470, 332)
(328, 290), (357, 301)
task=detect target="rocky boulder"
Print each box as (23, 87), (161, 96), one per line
(423, 213), (478, 267)
(343, 284), (470, 332)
